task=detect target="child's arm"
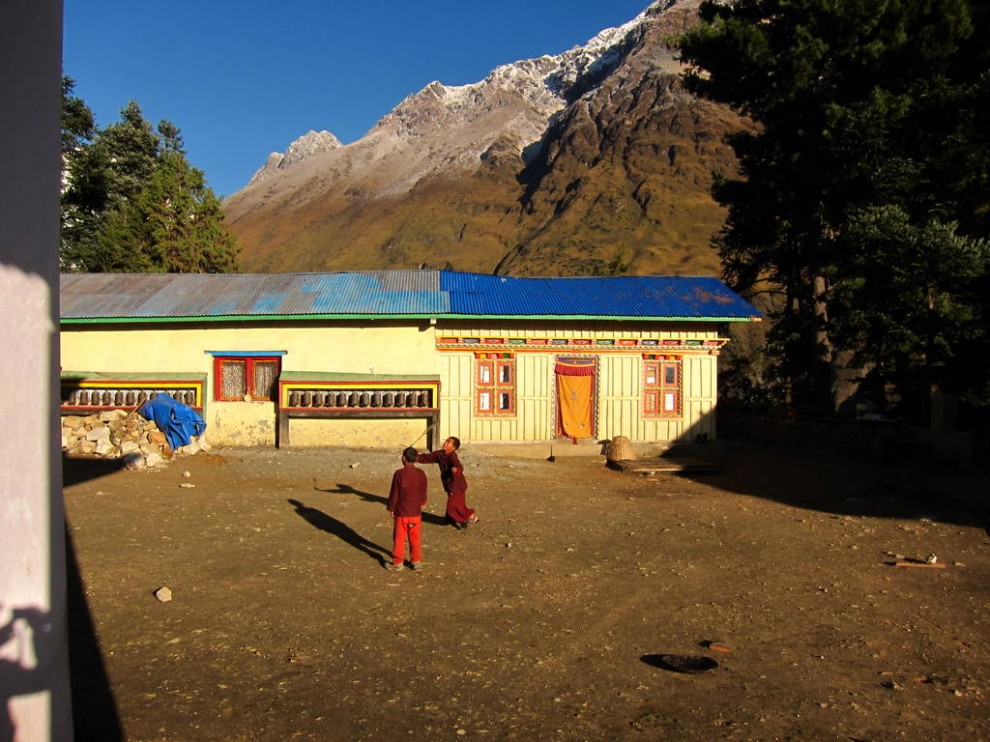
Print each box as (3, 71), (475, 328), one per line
(387, 470), (401, 516)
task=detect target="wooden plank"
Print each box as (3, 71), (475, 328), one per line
(894, 561), (947, 569)
(609, 456), (725, 474)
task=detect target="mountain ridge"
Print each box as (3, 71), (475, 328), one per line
(223, 0), (751, 277)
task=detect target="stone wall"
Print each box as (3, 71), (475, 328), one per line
(61, 410), (208, 469)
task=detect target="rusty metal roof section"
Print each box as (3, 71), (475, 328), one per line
(60, 271), (447, 320)
(60, 270), (760, 323)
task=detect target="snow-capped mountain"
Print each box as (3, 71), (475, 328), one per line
(223, 0), (749, 277)
(250, 130), (342, 184)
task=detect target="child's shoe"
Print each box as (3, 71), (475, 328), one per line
(385, 562), (403, 572)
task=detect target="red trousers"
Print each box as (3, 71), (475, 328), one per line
(391, 515), (422, 565)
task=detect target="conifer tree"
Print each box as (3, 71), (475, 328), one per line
(61, 96), (240, 273)
(678, 0), (990, 421)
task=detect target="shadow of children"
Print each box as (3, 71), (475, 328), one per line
(311, 482), (447, 526)
(287, 498), (391, 564)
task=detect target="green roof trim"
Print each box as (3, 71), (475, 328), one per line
(61, 313), (757, 325)
(61, 371), (207, 381)
(281, 371), (440, 383)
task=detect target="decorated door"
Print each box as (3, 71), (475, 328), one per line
(554, 357), (596, 440)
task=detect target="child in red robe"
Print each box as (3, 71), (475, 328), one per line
(417, 436), (479, 529)
(386, 446), (429, 571)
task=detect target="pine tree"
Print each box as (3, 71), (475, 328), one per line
(678, 0), (990, 420)
(61, 96), (240, 273)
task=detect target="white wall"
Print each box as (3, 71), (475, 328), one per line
(0, 1), (73, 739)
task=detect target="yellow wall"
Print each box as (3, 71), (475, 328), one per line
(61, 320), (437, 446)
(435, 321), (723, 444)
(61, 318), (728, 447)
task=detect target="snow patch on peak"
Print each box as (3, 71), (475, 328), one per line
(240, 0), (676, 193)
(249, 130), (342, 184)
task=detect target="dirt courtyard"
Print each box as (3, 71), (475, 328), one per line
(63, 438), (990, 741)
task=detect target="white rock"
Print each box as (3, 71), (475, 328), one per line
(182, 470), (192, 478)
(154, 586), (173, 602)
(94, 439), (117, 457)
(145, 452), (168, 468)
(86, 426), (111, 442)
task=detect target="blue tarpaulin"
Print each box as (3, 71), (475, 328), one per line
(137, 395), (207, 451)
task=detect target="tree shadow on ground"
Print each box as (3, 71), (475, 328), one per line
(65, 527), (123, 740)
(312, 481), (448, 526)
(62, 454), (124, 488)
(673, 442), (990, 534)
(287, 498), (391, 564)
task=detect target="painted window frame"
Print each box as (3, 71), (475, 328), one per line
(475, 353), (516, 417)
(642, 355), (681, 417)
(213, 355), (282, 402)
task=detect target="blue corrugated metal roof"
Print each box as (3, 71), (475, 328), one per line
(60, 270), (760, 322)
(440, 272), (759, 319)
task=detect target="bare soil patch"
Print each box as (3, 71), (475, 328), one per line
(64, 441), (990, 741)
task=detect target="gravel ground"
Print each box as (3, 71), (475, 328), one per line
(64, 441), (990, 741)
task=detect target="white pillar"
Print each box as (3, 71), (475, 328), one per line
(0, 1), (73, 740)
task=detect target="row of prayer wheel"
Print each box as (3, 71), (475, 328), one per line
(64, 389), (197, 407)
(287, 389), (431, 409)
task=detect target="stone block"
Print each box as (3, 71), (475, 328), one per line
(86, 426), (111, 442)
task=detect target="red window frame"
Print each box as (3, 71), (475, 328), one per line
(475, 353), (516, 417)
(213, 355), (281, 401)
(643, 355), (681, 417)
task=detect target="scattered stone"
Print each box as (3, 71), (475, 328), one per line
(145, 452), (168, 468)
(179, 482), (196, 489)
(86, 426), (111, 442)
(179, 439), (201, 455)
(62, 411), (205, 469)
(182, 470), (192, 478)
(122, 453), (146, 470)
(94, 439), (117, 457)
(154, 587), (173, 602)
(350, 462), (360, 469)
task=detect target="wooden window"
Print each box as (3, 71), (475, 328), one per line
(643, 356), (681, 417)
(476, 353), (515, 416)
(214, 356), (281, 401)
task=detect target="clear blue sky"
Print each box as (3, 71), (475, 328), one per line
(63, 0), (653, 198)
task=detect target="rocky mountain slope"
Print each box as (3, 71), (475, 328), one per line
(222, 0), (751, 277)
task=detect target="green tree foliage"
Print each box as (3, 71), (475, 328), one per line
(61, 76), (95, 155)
(678, 0), (990, 422)
(61, 91), (239, 273)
